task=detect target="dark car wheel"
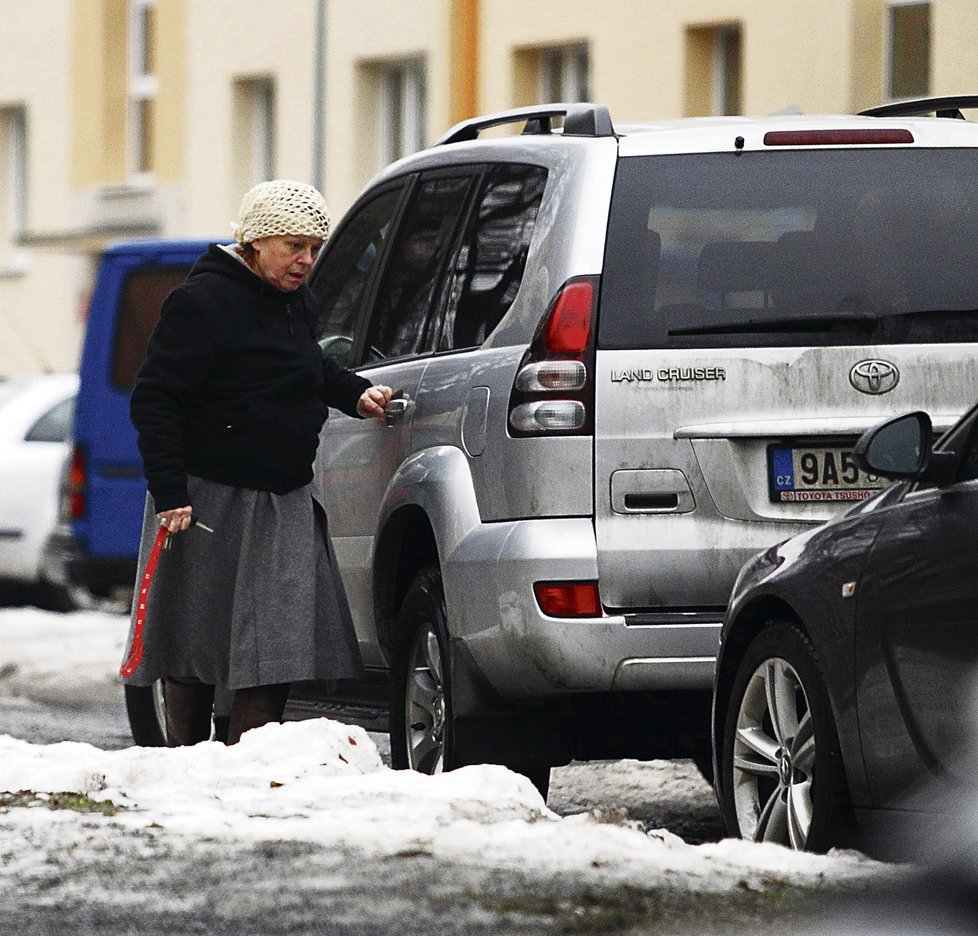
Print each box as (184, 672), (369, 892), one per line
(125, 682), (167, 746)
(720, 620), (851, 852)
(391, 566), (455, 774)
(125, 681), (229, 745)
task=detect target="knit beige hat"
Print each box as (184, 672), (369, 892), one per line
(232, 179), (331, 244)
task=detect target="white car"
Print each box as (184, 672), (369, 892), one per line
(0, 373), (78, 604)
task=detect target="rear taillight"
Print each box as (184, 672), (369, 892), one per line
(534, 581), (602, 618)
(508, 276), (598, 436)
(67, 443), (87, 519)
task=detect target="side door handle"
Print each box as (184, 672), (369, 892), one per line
(385, 391), (413, 426)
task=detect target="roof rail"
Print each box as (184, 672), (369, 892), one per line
(859, 95), (978, 120)
(435, 103), (615, 146)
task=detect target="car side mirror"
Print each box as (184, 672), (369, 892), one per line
(854, 411), (957, 485)
(854, 412), (931, 479)
(318, 334), (354, 367)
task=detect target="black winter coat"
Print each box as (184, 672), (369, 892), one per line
(131, 245), (371, 512)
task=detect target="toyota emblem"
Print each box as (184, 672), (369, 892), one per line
(849, 359), (899, 395)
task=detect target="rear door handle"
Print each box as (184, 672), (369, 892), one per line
(610, 469), (695, 514)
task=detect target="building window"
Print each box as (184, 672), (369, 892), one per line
(129, 0), (158, 178)
(233, 76), (276, 192)
(379, 59), (427, 167)
(685, 23), (743, 117)
(0, 106), (27, 267)
(539, 44), (590, 103)
(888, 1), (930, 100)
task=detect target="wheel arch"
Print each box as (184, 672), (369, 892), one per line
(373, 505), (439, 660)
(713, 595), (806, 799)
(372, 445), (483, 658)
(714, 594), (860, 813)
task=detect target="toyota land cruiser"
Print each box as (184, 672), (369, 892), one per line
(127, 98), (978, 794)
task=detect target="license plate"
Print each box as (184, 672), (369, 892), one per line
(768, 444), (889, 503)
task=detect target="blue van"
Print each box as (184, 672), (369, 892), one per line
(44, 239), (212, 600)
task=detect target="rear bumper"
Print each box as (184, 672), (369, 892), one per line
(0, 530), (40, 583)
(443, 516), (721, 700)
(41, 525), (136, 597)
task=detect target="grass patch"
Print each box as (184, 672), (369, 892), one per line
(467, 880), (841, 934)
(0, 790), (122, 817)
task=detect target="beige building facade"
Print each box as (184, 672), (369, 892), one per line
(0, 0), (975, 375)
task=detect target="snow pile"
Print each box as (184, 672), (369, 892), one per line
(0, 606), (890, 894)
(0, 719), (881, 892)
(0, 607), (127, 706)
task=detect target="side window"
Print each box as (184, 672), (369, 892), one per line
(954, 416), (978, 483)
(913, 407), (978, 487)
(434, 164), (547, 351)
(310, 186), (404, 366)
(25, 396), (76, 443)
(365, 175), (473, 361)
(113, 267), (192, 390)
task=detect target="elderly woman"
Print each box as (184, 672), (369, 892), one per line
(121, 180), (392, 746)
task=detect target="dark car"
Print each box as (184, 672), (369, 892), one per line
(712, 403), (978, 857)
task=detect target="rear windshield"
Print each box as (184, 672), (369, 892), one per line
(600, 149), (978, 349)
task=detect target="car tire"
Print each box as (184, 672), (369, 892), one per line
(390, 566), (456, 774)
(389, 565), (554, 801)
(124, 681), (229, 745)
(690, 744), (715, 786)
(35, 581), (78, 612)
(124, 681), (167, 746)
(719, 620), (851, 852)
(510, 764), (551, 800)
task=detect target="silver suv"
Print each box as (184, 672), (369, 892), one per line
(294, 98), (978, 791)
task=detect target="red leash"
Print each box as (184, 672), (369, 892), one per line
(119, 523), (170, 678)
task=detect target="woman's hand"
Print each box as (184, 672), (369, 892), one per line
(157, 506), (193, 532)
(357, 384), (393, 419)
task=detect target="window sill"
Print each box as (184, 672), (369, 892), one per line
(99, 178), (157, 199)
(0, 250), (31, 279)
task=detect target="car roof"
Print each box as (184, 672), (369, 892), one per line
(363, 131), (616, 192)
(615, 112), (978, 156)
(102, 238), (214, 257)
(371, 103), (978, 186)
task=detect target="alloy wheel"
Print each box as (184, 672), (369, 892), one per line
(404, 622), (446, 774)
(731, 656), (816, 850)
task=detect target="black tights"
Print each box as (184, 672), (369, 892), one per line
(162, 677), (290, 746)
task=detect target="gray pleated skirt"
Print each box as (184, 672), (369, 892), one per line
(119, 476), (363, 690)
